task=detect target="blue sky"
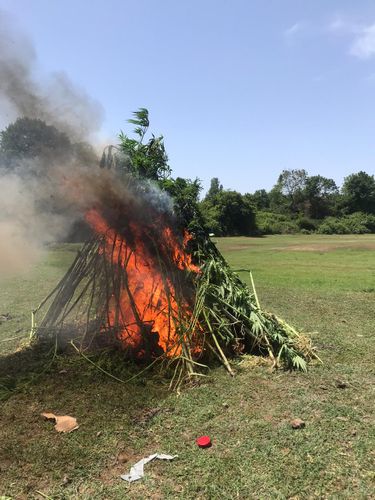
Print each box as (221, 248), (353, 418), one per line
(1, 0), (375, 193)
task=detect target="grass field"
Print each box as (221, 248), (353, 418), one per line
(0, 234), (374, 499)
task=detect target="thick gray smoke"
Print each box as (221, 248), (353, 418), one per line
(0, 11), (104, 138)
(0, 11), (105, 277)
(0, 171), (72, 274)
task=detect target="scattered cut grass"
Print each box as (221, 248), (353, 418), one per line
(0, 235), (374, 498)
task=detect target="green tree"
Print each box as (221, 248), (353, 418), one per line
(0, 117), (70, 163)
(304, 175), (338, 219)
(276, 169), (308, 214)
(160, 177), (205, 233)
(268, 184), (289, 214)
(341, 171), (375, 214)
(205, 177), (223, 202)
(0, 117), (97, 169)
(201, 189), (256, 236)
(247, 189), (270, 210)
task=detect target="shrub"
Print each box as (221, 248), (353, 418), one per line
(317, 212), (375, 234)
(200, 190), (257, 236)
(297, 217), (319, 232)
(256, 211), (299, 234)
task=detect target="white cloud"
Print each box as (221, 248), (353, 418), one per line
(350, 24), (375, 59)
(284, 16), (375, 60)
(328, 16), (347, 33)
(327, 15), (375, 60)
(284, 22), (304, 39)
(327, 16), (360, 35)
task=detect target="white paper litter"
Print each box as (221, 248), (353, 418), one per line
(120, 453), (177, 483)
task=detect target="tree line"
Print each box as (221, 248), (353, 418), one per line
(202, 169), (375, 235)
(1, 113), (375, 237)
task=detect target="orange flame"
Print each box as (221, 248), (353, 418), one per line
(85, 208), (199, 358)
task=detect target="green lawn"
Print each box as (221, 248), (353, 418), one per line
(0, 235), (374, 499)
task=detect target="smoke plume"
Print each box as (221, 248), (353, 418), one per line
(0, 11), (106, 277)
(0, 11), (103, 138)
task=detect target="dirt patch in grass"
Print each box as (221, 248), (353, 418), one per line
(222, 244), (253, 251)
(274, 242), (375, 252)
(219, 243), (264, 251)
(99, 447), (141, 486)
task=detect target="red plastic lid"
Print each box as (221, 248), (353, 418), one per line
(196, 435), (212, 448)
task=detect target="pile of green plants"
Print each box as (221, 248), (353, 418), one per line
(30, 110), (319, 389)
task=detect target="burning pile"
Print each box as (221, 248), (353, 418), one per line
(32, 173), (318, 387)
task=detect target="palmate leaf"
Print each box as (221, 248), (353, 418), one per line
(128, 108), (150, 128)
(292, 355), (308, 372)
(133, 127), (144, 138)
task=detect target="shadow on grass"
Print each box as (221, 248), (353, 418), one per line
(0, 333), (171, 406)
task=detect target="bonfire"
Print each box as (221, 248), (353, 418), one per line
(31, 111), (318, 388)
(31, 178), (317, 388)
